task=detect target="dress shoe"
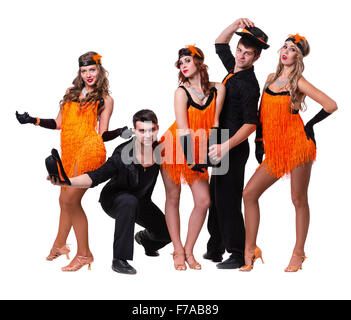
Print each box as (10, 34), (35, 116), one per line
(112, 259), (137, 275)
(240, 247), (264, 272)
(216, 256), (244, 269)
(135, 231), (159, 257)
(203, 252), (223, 263)
(46, 244), (70, 261)
(61, 255), (94, 272)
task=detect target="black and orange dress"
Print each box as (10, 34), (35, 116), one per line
(60, 100), (106, 179)
(259, 87), (316, 178)
(161, 86), (217, 185)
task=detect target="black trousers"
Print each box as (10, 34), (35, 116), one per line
(101, 193), (171, 261)
(206, 140), (250, 259)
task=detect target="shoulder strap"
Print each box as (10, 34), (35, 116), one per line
(178, 86), (192, 109)
(179, 85), (192, 101)
(97, 97), (104, 110)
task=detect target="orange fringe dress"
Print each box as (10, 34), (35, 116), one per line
(259, 88), (316, 178)
(161, 86), (217, 185)
(60, 101), (106, 179)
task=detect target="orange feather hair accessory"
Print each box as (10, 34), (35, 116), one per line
(186, 44), (203, 59)
(92, 54), (102, 64)
(288, 34), (306, 44)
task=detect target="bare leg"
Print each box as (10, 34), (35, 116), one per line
(51, 187), (73, 249)
(184, 179), (210, 269)
(160, 168), (185, 270)
(286, 161), (312, 270)
(59, 187), (93, 268)
(242, 163), (279, 265)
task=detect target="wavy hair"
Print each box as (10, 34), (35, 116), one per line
(175, 47), (210, 96)
(265, 38), (310, 111)
(60, 51), (110, 114)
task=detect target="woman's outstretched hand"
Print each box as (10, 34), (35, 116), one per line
(15, 111), (36, 124)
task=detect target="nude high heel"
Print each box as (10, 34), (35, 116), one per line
(240, 247), (264, 272)
(284, 253), (307, 272)
(61, 256), (94, 272)
(185, 253), (202, 270)
(46, 245), (70, 261)
(171, 252), (187, 271)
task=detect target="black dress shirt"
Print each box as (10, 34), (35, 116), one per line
(215, 43), (260, 138)
(86, 138), (160, 211)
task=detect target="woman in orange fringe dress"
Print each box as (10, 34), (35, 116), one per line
(16, 52), (122, 271)
(239, 35), (338, 272)
(160, 45), (225, 271)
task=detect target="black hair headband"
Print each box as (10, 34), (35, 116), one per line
(286, 34), (306, 57)
(79, 54), (102, 67)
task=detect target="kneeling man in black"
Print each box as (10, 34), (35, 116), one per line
(48, 109), (171, 274)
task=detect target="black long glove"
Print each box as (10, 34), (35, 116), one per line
(255, 121), (264, 164)
(102, 126), (133, 142)
(304, 109), (331, 148)
(16, 111), (57, 129)
(180, 134), (208, 173)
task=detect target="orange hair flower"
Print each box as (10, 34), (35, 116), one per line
(288, 34), (306, 43)
(92, 54), (102, 64)
(186, 44), (202, 59)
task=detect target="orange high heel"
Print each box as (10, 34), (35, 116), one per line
(240, 247), (264, 272)
(284, 254), (307, 272)
(185, 253), (202, 270)
(171, 252), (187, 271)
(46, 245), (70, 261)
(61, 256), (94, 272)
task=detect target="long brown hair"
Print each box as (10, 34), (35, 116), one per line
(265, 38), (310, 111)
(60, 51), (110, 114)
(175, 47), (210, 96)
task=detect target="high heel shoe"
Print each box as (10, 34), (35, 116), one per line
(171, 252), (187, 271)
(284, 253), (307, 272)
(61, 255), (94, 272)
(185, 253), (202, 270)
(239, 247), (264, 272)
(45, 148), (71, 185)
(46, 244), (70, 261)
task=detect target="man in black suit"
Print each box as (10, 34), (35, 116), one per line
(49, 109), (171, 274)
(205, 18), (269, 269)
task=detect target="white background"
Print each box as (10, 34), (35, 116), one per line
(1, 0), (350, 300)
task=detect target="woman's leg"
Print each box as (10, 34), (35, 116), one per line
(51, 187), (73, 248)
(184, 179), (211, 269)
(160, 168), (185, 269)
(287, 161), (312, 269)
(242, 163), (279, 264)
(59, 187), (92, 263)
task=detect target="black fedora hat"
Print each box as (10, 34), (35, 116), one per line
(236, 26), (270, 50)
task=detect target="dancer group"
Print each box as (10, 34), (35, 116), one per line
(16, 18), (337, 274)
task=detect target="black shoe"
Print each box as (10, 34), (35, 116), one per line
(216, 256), (244, 269)
(111, 259), (137, 275)
(135, 231), (159, 257)
(203, 252), (223, 263)
(45, 148), (71, 185)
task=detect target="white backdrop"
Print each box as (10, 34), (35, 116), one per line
(1, 0), (350, 300)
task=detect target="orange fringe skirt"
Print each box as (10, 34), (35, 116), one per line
(259, 91), (316, 178)
(160, 100), (216, 185)
(60, 101), (106, 178)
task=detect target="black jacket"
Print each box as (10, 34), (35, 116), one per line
(86, 138), (160, 210)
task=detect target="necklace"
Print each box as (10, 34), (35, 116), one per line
(189, 84), (206, 101)
(274, 77), (289, 89)
(82, 87), (87, 97)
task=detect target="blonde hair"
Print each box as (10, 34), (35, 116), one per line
(265, 37), (310, 111)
